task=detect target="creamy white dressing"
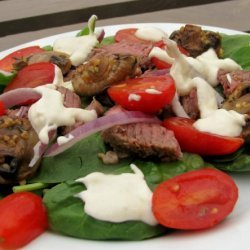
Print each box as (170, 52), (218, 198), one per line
(28, 85), (97, 144)
(193, 109), (246, 137)
(128, 93), (141, 101)
(164, 38), (241, 95)
(53, 35), (98, 66)
(193, 77), (218, 118)
(76, 164), (157, 225)
(171, 93), (190, 118)
(163, 38), (245, 137)
(135, 27), (167, 42)
(57, 134), (74, 145)
(145, 88), (162, 95)
(148, 46), (174, 64)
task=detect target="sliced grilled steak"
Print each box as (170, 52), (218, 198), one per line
(218, 69), (250, 97)
(99, 41), (153, 69)
(181, 88), (200, 119)
(102, 122), (182, 162)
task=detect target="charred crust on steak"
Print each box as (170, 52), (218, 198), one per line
(102, 123), (182, 162)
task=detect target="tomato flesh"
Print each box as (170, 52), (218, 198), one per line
(0, 46), (44, 72)
(108, 75), (176, 113)
(152, 168), (238, 230)
(163, 117), (244, 155)
(0, 192), (48, 249)
(4, 62), (55, 92)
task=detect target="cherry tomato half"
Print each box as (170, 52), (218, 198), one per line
(115, 28), (152, 44)
(151, 43), (189, 70)
(0, 46), (44, 72)
(108, 75), (176, 114)
(0, 192), (48, 249)
(4, 62), (55, 92)
(152, 168), (238, 230)
(163, 117), (244, 155)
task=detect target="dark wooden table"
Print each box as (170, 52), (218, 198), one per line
(0, 0), (249, 51)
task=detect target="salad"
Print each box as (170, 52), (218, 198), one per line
(0, 15), (250, 249)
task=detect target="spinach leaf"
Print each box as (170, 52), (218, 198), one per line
(30, 133), (132, 183)
(40, 133), (207, 240)
(99, 36), (115, 46)
(221, 33), (250, 69)
(229, 46), (250, 69)
(42, 45), (53, 51)
(211, 154), (250, 172)
(43, 181), (168, 240)
(30, 133), (206, 184)
(0, 71), (16, 92)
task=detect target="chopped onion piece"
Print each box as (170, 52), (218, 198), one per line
(15, 106), (29, 118)
(45, 111), (160, 157)
(0, 88), (41, 108)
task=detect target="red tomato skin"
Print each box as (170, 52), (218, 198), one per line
(163, 117), (244, 155)
(0, 101), (6, 116)
(152, 168), (238, 230)
(115, 28), (152, 44)
(151, 44), (189, 70)
(4, 62), (55, 92)
(108, 76), (176, 114)
(0, 192), (48, 249)
(151, 57), (172, 70)
(0, 46), (44, 72)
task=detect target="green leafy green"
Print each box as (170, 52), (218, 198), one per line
(42, 45), (53, 51)
(0, 71), (16, 92)
(76, 15), (97, 37)
(42, 149), (206, 240)
(30, 133), (132, 183)
(229, 46), (250, 69)
(30, 133), (207, 184)
(221, 33), (250, 69)
(43, 181), (168, 240)
(99, 36), (115, 46)
(211, 153), (250, 172)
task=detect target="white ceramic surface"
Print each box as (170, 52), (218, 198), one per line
(1, 23), (249, 250)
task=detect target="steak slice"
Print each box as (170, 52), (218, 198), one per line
(218, 69), (250, 97)
(181, 88), (200, 119)
(102, 123), (182, 162)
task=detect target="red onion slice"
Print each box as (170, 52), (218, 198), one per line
(0, 88), (41, 108)
(45, 111), (160, 157)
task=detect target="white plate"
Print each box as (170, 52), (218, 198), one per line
(1, 23), (250, 250)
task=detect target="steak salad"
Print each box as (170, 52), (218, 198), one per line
(0, 15), (250, 248)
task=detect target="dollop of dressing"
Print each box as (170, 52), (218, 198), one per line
(148, 46), (174, 64)
(193, 109), (246, 137)
(28, 85), (97, 144)
(76, 164), (157, 225)
(128, 93), (141, 101)
(53, 35), (98, 66)
(135, 27), (167, 42)
(57, 133), (74, 145)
